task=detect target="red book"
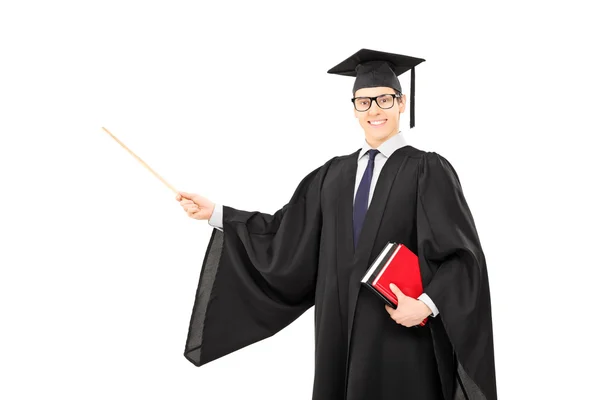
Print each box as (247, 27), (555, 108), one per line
(361, 242), (428, 327)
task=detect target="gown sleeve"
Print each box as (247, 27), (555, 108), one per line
(416, 152), (497, 400)
(184, 160), (332, 367)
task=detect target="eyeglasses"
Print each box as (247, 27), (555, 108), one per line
(351, 93), (400, 112)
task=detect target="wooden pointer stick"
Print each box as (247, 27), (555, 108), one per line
(101, 127), (178, 195)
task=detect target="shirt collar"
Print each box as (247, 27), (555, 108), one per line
(358, 131), (408, 160)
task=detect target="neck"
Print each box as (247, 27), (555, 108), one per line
(365, 129), (398, 148)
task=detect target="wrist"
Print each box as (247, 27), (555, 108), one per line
(418, 300), (432, 316)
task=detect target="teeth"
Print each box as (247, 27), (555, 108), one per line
(370, 120), (386, 125)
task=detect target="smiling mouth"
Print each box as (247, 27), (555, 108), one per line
(368, 119), (387, 126)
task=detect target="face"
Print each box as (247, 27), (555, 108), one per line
(353, 86), (406, 147)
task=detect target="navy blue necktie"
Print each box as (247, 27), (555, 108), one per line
(353, 149), (379, 249)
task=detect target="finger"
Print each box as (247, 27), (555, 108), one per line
(385, 305), (394, 315)
(389, 283), (405, 298)
(190, 210), (204, 219)
(179, 191), (192, 199)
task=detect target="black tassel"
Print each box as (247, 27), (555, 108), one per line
(410, 67), (415, 128)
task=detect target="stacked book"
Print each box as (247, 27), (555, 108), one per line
(361, 242), (428, 327)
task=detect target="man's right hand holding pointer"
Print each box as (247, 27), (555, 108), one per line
(176, 192), (215, 221)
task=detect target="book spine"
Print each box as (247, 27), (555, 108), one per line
(361, 282), (396, 308)
(362, 242), (396, 283)
(366, 243), (398, 285)
(373, 244), (402, 285)
(373, 282), (398, 306)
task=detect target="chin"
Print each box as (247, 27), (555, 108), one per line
(368, 130), (393, 139)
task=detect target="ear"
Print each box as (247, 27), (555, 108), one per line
(398, 94), (407, 113)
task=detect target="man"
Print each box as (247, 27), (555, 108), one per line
(176, 49), (497, 400)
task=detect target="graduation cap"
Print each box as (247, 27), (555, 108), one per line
(327, 49), (425, 128)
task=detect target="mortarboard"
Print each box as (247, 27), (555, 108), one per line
(327, 49), (425, 128)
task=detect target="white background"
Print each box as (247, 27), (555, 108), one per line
(1, 1), (598, 399)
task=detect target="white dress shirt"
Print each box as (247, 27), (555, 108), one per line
(207, 131), (439, 317)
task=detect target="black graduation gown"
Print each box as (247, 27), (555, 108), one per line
(184, 145), (497, 400)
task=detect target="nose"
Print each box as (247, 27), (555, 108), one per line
(368, 100), (382, 115)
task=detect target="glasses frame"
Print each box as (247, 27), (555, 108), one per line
(351, 93), (401, 112)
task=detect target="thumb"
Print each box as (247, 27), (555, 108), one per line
(178, 191), (193, 199)
(389, 283), (406, 299)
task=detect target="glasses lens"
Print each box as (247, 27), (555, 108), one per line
(375, 94), (395, 109)
(354, 98), (371, 111)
